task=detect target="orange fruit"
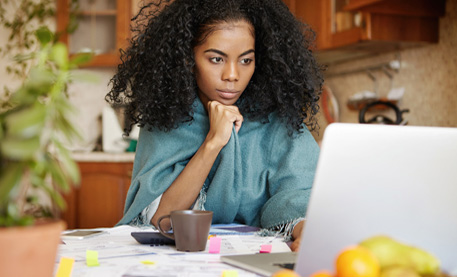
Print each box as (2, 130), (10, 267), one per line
(335, 246), (380, 277)
(310, 270), (334, 277)
(272, 269), (300, 277)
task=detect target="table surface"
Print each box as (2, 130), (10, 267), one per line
(55, 224), (291, 277)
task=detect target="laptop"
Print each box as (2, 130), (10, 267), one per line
(221, 123), (457, 276)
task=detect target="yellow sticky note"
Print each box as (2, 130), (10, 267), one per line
(56, 257), (75, 277)
(222, 270), (239, 277)
(86, 250), (100, 267)
(140, 260), (156, 265)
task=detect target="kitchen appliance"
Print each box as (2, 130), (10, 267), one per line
(359, 100), (409, 125)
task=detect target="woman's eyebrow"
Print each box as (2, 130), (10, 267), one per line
(204, 49), (255, 58)
(204, 49), (227, 57)
(239, 49), (255, 57)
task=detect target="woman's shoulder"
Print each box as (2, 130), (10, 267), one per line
(243, 111), (313, 141)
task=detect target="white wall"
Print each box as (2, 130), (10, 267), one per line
(66, 68), (117, 151)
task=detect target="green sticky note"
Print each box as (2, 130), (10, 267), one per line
(56, 257), (75, 277)
(222, 270), (239, 277)
(86, 250), (100, 267)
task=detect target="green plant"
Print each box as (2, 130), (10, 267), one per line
(0, 0), (78, 101)
(0, 1), (91, 226)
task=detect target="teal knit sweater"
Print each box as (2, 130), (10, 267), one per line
(118, 98), (320, 229)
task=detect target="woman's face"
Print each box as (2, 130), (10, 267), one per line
(193, 20), (255, 107)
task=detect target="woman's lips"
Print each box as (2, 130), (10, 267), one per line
(217, 89), (240, 99)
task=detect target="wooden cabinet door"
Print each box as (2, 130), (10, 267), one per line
(62, 162), (133, 229)
(283, 0), (445, 64)
(56, 0), (132, 67)
(291, 0), (332, 50)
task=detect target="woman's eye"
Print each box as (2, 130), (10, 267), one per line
(241, 58), (253, 65)
(210, 57), (223, 63)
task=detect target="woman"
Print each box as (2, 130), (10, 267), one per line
(107, 0), (323, 251)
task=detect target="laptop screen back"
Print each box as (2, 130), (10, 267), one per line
(295, 123), (457, 276)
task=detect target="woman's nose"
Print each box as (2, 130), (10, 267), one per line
(222, 62), (239, 81)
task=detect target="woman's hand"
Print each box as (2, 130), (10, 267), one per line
(206, 100), (243, 148)
(290, 220), (305, 252)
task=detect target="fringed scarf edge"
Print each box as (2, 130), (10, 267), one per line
(256, 217), (305, 241)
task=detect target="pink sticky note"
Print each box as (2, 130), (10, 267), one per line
(208, 236), (222, 253)
(260, 244), (272, 253)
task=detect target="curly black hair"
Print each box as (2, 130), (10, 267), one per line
(106, 0), (323, 134)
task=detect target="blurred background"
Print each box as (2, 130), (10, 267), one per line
(0, 0), (455, 229)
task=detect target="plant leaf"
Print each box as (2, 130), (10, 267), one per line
(0, 120), (4, 139)
(4, 104), (46, 138)
(50, 42), (69, 69)
(0, 136), (40, 159)
(0, 163), (24, 207)
(1, 203), (34, 227)
(13, 53), (35, 62)
(23, 67), (55, 95)
(34, 179), (66, 211)
(46, 158), (70, 192)
(70, 52), (93, 67)
(54, 109), (82, 142)
(47, 189), (66, 211)
(53, 139), (80, 185)
(35, 26), (53, 47)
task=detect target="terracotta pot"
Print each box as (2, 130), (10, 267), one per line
(0, 220), (66, 277)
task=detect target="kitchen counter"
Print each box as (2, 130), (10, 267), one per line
(71, 151), (135, 162)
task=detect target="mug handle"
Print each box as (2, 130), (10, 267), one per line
(157, 214), (175, 240)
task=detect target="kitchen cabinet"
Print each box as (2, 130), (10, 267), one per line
(61, 161), (133, 229)
(284, 0), (446, 64)
(56, 0), (132, 67)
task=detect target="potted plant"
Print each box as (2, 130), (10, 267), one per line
(0, 2), (89, 276)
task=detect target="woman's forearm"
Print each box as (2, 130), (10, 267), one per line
(150, 138), (223, 229)
(151, 101), (243, 229)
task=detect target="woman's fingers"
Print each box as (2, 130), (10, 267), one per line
(233, 112), (243, 133)
(207, 101), (243, 146)
(208, 101), (243, 129)
(290, 238), (301, 252)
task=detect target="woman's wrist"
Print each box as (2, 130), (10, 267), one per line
(203, 135), (225, 153)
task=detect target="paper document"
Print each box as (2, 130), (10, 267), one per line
(56, 225), (291, 276)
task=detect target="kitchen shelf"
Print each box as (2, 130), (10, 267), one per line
(283, 0), (446, 64)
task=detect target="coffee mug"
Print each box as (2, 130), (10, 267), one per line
(157, 210), (213, 252)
